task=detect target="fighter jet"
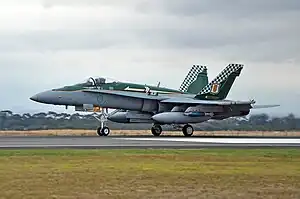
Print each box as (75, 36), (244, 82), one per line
(30, 63), (279, 136)
(30, 65), (209, 135)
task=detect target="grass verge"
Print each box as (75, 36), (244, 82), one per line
(0, 149), (299, 199)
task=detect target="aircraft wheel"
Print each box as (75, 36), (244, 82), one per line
(101, 126), (110, 136)
(151, 124), (162, 136)
(182, 124), (194, 137)
(97, 126), (110, 136)
(97, 127), (103, 136)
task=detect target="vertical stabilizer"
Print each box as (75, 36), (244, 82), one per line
(195, 64), (244, 100)
(179, 65), (208, 94)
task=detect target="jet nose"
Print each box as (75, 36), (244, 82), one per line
(29, 90), (59, 104)
(30, 94), (39, 102)
(29, 90), (74, 105)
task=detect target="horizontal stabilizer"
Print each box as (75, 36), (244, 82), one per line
(251, 105), (280, 109)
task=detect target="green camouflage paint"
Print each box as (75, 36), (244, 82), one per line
(186, 68), (208, 94)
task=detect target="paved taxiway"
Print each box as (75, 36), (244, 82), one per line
(0, 136), (300, 149)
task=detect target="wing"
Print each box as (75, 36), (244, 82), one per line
(83, 89), (250, 106)
(82, 89), (166, 100)
(83, 89), (279, 109)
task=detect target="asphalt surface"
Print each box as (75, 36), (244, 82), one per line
(0, 136), (300, 149)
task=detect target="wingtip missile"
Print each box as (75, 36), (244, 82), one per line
(251, 104), (280, 109)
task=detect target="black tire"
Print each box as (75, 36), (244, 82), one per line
(182, 124), (194, 137)
(151, 124), (162, 136)
(101, 126), (110, 136)
(97, 127), (103, 136)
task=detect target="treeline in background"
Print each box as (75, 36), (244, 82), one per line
(0, 110), (299, 131)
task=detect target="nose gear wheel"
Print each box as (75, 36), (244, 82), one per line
(93, 109), (123, 136)
(94, 108), (110, 136)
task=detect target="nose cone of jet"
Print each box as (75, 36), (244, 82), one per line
(30, 90), (60, 105)
(30, 94), (39, 102)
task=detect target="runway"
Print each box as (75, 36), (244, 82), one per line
(0, 136), (300, 149)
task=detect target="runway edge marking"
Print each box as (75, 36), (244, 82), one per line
(116, 137), (300, 144)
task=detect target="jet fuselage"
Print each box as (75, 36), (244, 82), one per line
(30, 78), (189, 113)
(31, 89), (161, 112)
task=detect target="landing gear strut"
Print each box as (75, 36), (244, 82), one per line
(151, 124), (162, 136)
(182, 124), (194, 137)
(94, 108), (110, 136)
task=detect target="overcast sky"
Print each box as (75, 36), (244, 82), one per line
(0, 0), (299, 116)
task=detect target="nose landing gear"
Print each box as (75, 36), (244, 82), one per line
(94, 108), (110, 136)
(97, 126), (110, 136)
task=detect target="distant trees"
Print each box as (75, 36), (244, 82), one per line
(0, 110), (299, 131)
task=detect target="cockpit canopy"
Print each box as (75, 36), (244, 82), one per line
(84, 77), (106, 86)
(82, 77), (117, 87)
(53, 77), (118, 92)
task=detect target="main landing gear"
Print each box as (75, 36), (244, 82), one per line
(94, 108), (110, 136)
(182, 124), (194, 137)
(151, 124), (194, 137)
(151, 124), (162, 136)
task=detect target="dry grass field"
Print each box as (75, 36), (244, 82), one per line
(0, 149), (299, 199)
(0, 129), (299, 137)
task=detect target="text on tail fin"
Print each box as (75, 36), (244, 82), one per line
(179, 65), (207, 93)
(200, 64), (243, 95)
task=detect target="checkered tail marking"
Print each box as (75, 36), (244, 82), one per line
(200, 64), (243, 95)
(179, 65), (207, 92)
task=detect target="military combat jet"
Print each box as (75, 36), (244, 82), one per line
(30, 64), (279, 136)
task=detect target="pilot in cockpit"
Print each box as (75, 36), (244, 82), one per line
(95, 77), (106, 85)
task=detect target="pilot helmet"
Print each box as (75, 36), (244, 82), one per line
(96, 77), (106, 84)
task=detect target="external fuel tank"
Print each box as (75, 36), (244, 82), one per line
(152, 112), (211, 124)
